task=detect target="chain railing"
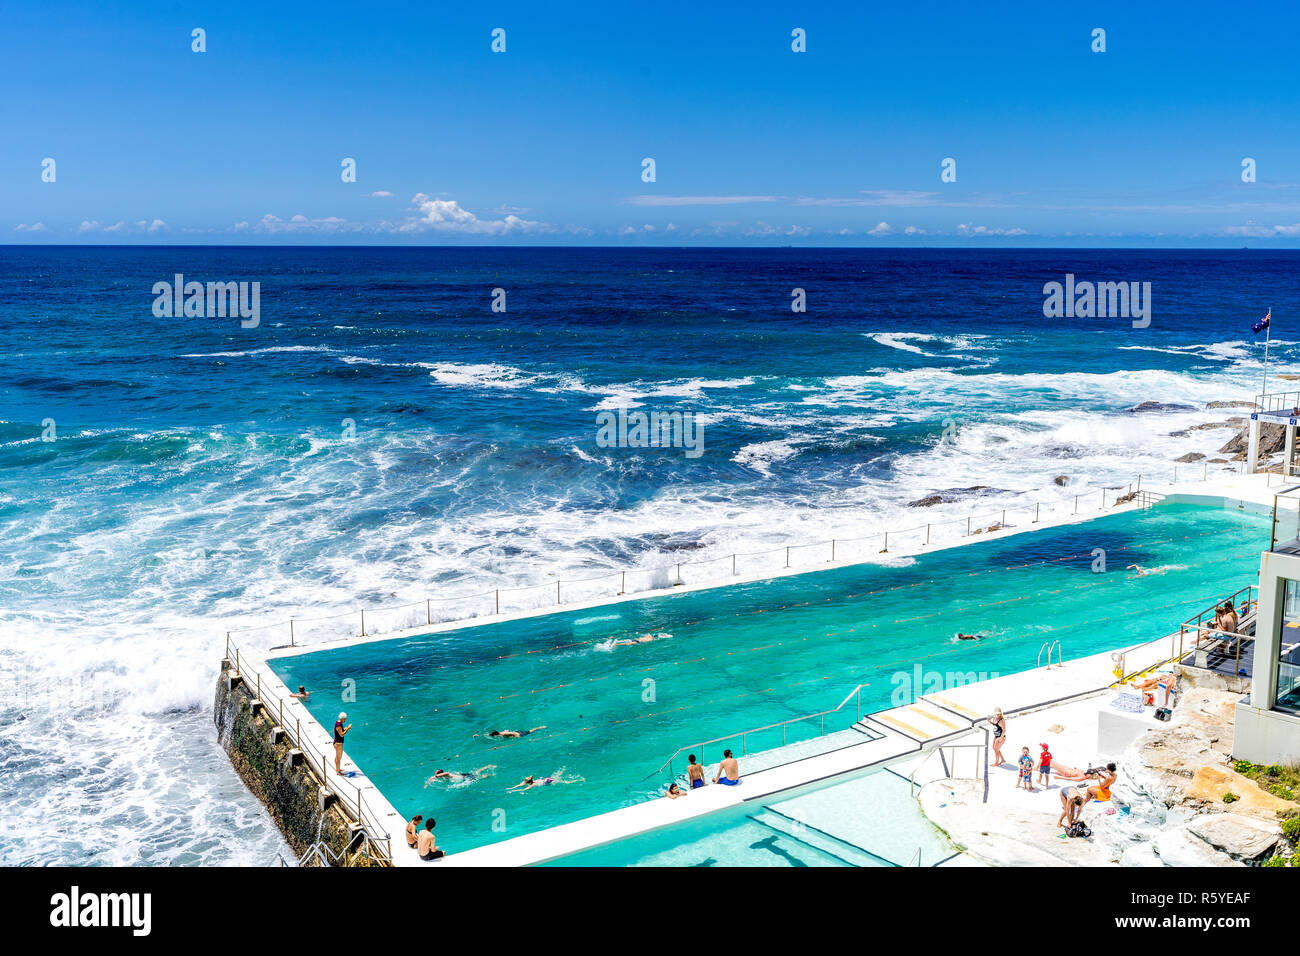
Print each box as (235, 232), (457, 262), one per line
(225, 466), (1253, 653)
(225, 637), (394, 866)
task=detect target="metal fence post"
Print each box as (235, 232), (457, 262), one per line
(360, 609), (365, 636)
(831, 539), (836, 561)
(925, 524), (930, 545)
(426, 600), (431, 625)
(785, 546), (790, 568)
(495, 590), (500, 614)
(556, 581), (561, 605)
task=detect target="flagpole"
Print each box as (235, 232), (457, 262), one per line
(1262, 306), (1272, 402)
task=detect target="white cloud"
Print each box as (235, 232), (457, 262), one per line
(403, 194), (541, 234)
(15, 222), (48, 232)
(954, 223), (1028, 237)
(77, 220), (102, 233)
(249, 213), (352, 235)
(867, 221), (892, 236)
(1224, 222), (1300, 237)
(368, 190), (393, 198)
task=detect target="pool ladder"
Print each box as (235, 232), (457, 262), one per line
(1037, 640), (1062, 669)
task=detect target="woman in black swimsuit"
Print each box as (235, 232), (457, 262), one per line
(989, 707), (1007, 766)
(333, 711), (351, 774)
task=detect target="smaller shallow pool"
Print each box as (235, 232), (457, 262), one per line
(542, 763), (957, 867)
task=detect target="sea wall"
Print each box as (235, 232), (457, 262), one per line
(213, 658), (376, 866)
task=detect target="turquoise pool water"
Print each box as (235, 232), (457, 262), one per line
(542, 764), (955, 867)
(270, 503), (1267, 854)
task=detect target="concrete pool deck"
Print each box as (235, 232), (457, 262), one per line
(228, 469), (1285, 866)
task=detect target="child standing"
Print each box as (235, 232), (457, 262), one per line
(1037, 743), (1052, 788)
(1017, 746), (1035, 791)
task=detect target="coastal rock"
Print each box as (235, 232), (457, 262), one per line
(1186, 814), (1280, 862)
(1128, 401), (1196, 413)
(1206, 401), (1257, 410)
(1175, 452), (1206, 463)
(1220, 422), (1285, 456)
(1119, 841), (1163, 867)
(1185, 765), (1296, 818)
(1053, 475), (1070, 486)
(1152, 826), (1240, 867)
(906, 486), (1003, 508)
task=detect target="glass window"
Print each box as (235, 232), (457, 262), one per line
(1277, 581), (1300, 715)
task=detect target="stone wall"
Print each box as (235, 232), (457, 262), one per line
(214, 658), (380, 866)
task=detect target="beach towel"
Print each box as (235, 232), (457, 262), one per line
(1110, 691), (1144, 713)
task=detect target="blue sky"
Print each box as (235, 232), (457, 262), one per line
(5, 1), (1300, 245)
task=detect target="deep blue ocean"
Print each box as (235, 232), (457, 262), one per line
(1, 246), (1295, 864)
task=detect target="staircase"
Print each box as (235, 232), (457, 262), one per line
(856, 699), (966, 743)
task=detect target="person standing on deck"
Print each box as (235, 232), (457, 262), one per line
(989, 707), (1007, 766)
(333, 712), (352, 774)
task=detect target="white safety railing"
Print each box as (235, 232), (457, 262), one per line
(225, 637), (394, 866)
(224, 466), (1243, 653)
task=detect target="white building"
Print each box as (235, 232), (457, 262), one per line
(1232, 486), (1300, 763)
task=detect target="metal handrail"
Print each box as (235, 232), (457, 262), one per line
(1037, 640), (1062, 668)
(224, 471), (1187, 650)
(907, 739), (989, 799)
(647, 683), (870, 781)
(1182, 585), (1256, 632)
(226, 638), (394, 865)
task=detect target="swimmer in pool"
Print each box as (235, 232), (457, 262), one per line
(477, 726), (546, 739)
(612, 632), (672, 647)
(507, 770), (584, 792)
(956, 632), (982, 641)
(1127, 564), (1174, 577)
(425, 765), (495, 787)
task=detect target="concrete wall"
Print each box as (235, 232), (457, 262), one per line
(1161, 492), (1275, 518)
(213, 659), (380, 866)
(1233, 703), (1300, 764)
(1175, 663), (1250, 696)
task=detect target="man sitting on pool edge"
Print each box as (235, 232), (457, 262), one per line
(713, 750), (740, 786)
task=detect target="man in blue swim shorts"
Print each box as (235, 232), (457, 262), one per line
(713, 749), (741, 786)
(687, 753), (706, 788)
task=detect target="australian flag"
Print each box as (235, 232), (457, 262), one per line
(1253, 309), (1271, 334)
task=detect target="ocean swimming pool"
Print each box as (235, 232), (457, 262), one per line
(268, 502), (1268, 854)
